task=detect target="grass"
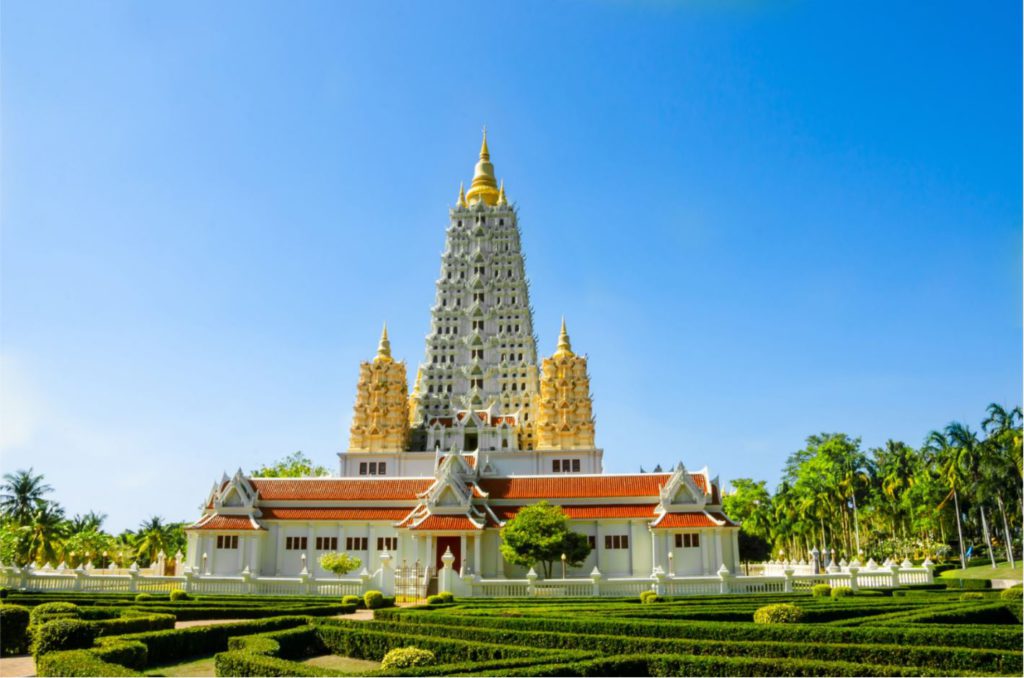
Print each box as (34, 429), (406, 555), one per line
(144, 656), (217, 677)
(302, 655), (382, 671)
(939, 561), (1023, 581)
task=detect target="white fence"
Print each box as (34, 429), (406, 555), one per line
(2, 559), (934, 599)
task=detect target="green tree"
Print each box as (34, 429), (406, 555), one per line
(0, 469), (53, 525)
(319, 552), (361, 576)
(499, 501), (591, 577)
(927, 429), (967, 569)
(723, 479), (773, 567)
(25, 501), (67, 566)
(134, 516), (171, 565)
(62, 530), (117, 568)
(251, 451), (330, 478)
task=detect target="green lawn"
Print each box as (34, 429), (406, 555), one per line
(144, 656), (218, 677)
(303, 655), (382, 671)
(939, 561), (1023, 581)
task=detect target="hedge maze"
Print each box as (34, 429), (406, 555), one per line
(1, 585), (1021, 676)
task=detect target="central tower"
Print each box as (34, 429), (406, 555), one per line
(408, 131), (540, 452)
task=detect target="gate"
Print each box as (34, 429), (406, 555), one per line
(395, 560), (427, 602)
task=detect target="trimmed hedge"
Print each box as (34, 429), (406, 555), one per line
(753, 603), (804, 624)
(944, 578), (992, 590)
(831, 586), (854, 599)
(314, 622), (542, 664)
(813, 584), (833, 597)
(364, 590), (385, 609)
(0, 604), (31, 656)
(35, 649), (143, 677)
(32, 619), (97, 658)
(92, 638), (149, 670)
(92, 612), (176, 636)
(436, 592), (455, 603)
(381, 646), (437, 670)
(169, 589), (189, 601)
(999, 586), (1022, 600)
(30, 601), (82, 626)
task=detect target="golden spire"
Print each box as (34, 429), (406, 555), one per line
(554, 317), (574, 357)
(496, 179), (507, 206)
(465, 127), (500, 206)
(375, 323), (393, 362)
(457, 182), (467, 208)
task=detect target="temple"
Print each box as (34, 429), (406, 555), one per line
(185, 132), (739, 586)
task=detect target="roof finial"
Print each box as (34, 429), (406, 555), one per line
(466, 127), (499, 206)
(457, 182), (467, 208)
(375, 323), (392, 361)
(496, 179), (507, 206)
(554, 317), (574, 357)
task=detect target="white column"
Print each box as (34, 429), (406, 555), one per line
(595, 522), (604, 570)
(237, 535), (245, 572)
(426, 535), (434, 573)
(252, 535), (262, 575)
(275, 525), (284, 575)
(207, 536), (216, 574)
(714, 530), (723, 569)
(474, 533), (482, 574)
(368, 525), (377, 570)
(731, 530), (740, 571)
(701, 530), (711, 575)
(650, 529), (658, 575)
(305, 522), (313, 574)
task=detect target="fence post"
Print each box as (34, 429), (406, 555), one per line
(783, 567), (794, 593)
(439, 548), (455, 594)
(922, 557), (934, 584)
(590, 567), (602, 597)
(652, 567), (666, 596)
(359, 567), (373, 595)
(848, 565), (859, 592)
(889, 563), (900, 588)
(241, 568), (253, 594)
(526, 567), (538, 597)
(378, 551), (395, 596)
(183, 571), (195, 594)
(717, 563), (731, 594)
(18, 566), (28, 591)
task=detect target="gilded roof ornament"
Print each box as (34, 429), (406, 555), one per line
(456, 182), (467, 208)
(554, 317), (574, 357)
(496, 180), (507, 206)
(375, 323), (393, 362)
(465, 128), (500, 206)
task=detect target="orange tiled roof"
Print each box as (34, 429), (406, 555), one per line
(651, 512), (731, 529)
(250, 478), (433, 501)
(708, 511), (738, 527)
(479, 474), (673, 499)
(187, 515), (263, 531)
(409, 515), (483, 531)
(260, 507), (412, 521)
(491, 504), (658, 521)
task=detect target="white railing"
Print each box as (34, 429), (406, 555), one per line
(3, 561), (935, 599)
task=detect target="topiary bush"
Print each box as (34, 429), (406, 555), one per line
(169, 589), (189, 601)
(639, 590), (658, 604)
(960, 591), (985, 601)
(999, 585), (1022, 600)
(134, 593), (153, 602)
(753, 603), (805, 624)
(811, 584), (832, 597)
(830, 586), (854, 599)
(342, 594), (362, 607)
(437, 591), (455, 603)
(0, 586), (9, 599)
(380, 646), (436, 671)
(363, 590), (384, 610)
(32, 618), (97, 658)
(0, 604), (31, 655)
(30, 601), (82, 626)
(425, 595), (445, 605)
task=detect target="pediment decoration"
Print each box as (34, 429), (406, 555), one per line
(658, 462), (707, 510)
(214, 469), (258, 512)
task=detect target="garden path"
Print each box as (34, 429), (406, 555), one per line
(0, 654), (34, 677)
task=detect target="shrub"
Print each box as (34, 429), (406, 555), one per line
(437, 591), (455, 603)
(426, 595), (445, 605)
(115, 615), (308, 665)
(364, 590), (384, 609)
(0, 586), (9, 599)
(30, 601), (82, 626)
(999, 586), (1022, 600)
(960, 592), (985, 601)
(342, 594), (362, 607)
(811, 584), (832, 597)
(944, 578), (992, 590)
(639, 590), (657, 604)
(380, 646), (437, 671)
(36, 649), (143, 677)
(831, 586), (854, 599)
(0, 604), (31, 655)
(753, 603), (805, 624)
(134, 593), (153, 602)
(169, 589), (189, 601)
(32, 619), (97, 658)
(319, 552), (361, 576)
(642, 594), (662, 604)
(93, 638), (149, 669)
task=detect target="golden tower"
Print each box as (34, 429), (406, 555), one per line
(533, 319), (596, 450)
(348, 325), (410, 452)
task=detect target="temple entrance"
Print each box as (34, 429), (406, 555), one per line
(436, 536), (461, 573)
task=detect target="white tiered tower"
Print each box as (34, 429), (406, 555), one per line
(338, 131), (603, 477)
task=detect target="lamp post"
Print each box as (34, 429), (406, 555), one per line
(667, 551), (674, 577)
(560, 553), (567, 579)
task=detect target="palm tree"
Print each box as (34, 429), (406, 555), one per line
(980, 403), (1021, 567)
(947, 422), (998, 568)
(0, 469), (53, 525)
(134, 516), (171, 565)
(25, 502), (67, 566)
(927, 429), (966, 569)
(876, 441), (918, 538)
(67, 511), (107, 534)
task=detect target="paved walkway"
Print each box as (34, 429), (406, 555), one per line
(174, 618), (248, 629)
(0, 655), (34, 678)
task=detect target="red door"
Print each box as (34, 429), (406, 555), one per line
(436, 536), (461, 573)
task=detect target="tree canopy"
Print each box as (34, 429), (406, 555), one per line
(499, 501), (591, 578)
(251, 451), (330, 478)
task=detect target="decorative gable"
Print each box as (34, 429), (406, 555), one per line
(658, 462), (707, 510)
(214, 469), (258, 512)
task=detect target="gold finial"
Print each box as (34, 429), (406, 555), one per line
(480, 126), (490, 160)
(554, 317), (574, 357)
(457, 182), (467, 208)
(496, 179), (507, 206)
(466, 128), (499, 206)
(375, 323), (393, 362)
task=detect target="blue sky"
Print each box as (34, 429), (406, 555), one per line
(2, 1), (1020, 532)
